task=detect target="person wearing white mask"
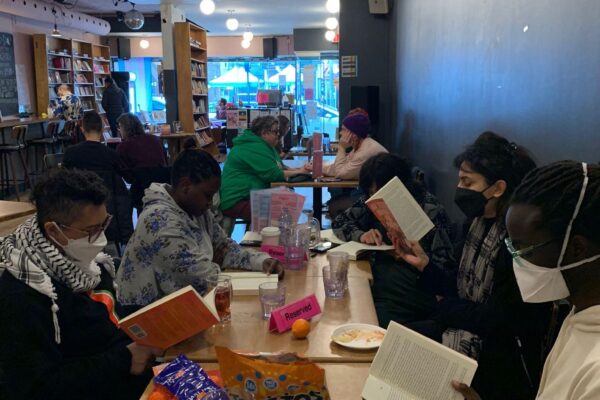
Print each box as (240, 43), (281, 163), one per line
(0, 169), (161, 400)
(453, 160), (600, 399)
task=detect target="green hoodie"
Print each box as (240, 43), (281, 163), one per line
(220, 129), (285, 210)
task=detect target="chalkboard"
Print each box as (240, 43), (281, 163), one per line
(0, 33), (18, 116)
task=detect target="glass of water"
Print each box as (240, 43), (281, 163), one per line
(323, 265), (347, 299)
(259, 282), (286, 319)
(327, 251), (349, 291)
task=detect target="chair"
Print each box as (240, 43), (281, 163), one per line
(43, 153), (64, 171)
(130, 166), (172, 214)
(28, 120), (60, 180)
(57, 119), (79, 149)
(0, 125), (33, 201)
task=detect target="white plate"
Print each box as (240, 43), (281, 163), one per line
(331, 323), (387, 350)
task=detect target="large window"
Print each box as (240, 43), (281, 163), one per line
(114, 58), (165, 114)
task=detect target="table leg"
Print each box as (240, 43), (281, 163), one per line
(314, 186), (322, 225)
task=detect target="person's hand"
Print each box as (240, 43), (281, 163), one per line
(127, 343), (163, 375)
(451, 381), (481, 400)
(263, 258), (285, 279)
(303, 162), (313, 172)
(360, 229), (383, 246)
(213, 242), (228, 266)
(393, 238), (429, 272)
(339, 130), (351, 148)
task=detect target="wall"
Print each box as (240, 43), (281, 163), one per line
(391, 0), (600, 219)
(293, 28), (338, 52)
(130, 37), (163, 58)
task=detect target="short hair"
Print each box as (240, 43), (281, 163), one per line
(82, 111), (103, 134)
(104, 77), (115, 85)
(172, 149), (221, 187)
(511, 161), (600, 244)
(250, 116), (278, 136)
(31, 169), (109, 229)
(454, 131), (536, 217)
(116, 113), (145, 138)
(219, 98), (227, 104)
(359, 153), (425, 203)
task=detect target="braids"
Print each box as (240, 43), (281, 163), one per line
(511, 161), (600, 243)
(171, 148), (221, 187)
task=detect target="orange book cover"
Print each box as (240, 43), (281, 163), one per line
(366, 198), (404, 239)
(118, 286), (219, 350)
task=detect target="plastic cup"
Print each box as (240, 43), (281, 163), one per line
(259, 282), (286, 319)
(261, 226), (280, 246)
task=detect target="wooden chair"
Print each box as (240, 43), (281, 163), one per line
(28, 120), (60, 180)
(57, 119), (79, 149)
(43, 153), (64, 172)
(0, 125), (33, 201)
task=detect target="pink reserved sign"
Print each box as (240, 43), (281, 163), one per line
(269, 294), (321, 333)
(260, 244), (308, 263)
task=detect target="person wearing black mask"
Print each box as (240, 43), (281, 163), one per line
(394, 132), (552, 400)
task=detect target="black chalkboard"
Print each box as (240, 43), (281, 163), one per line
(0, 33), (18, 116)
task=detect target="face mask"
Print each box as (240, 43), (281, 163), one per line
(51, 225), (107, 269)
(513, 162), (600, 303)
(454, 186), (490, 219)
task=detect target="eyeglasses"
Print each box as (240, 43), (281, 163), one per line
(60, 214), (113, 243)
(504, 237), (555, 259)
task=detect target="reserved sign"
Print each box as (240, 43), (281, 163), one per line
(269, 294), (321, 333)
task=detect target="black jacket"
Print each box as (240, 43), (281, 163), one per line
(101, 84), (129, 117)
(0, 268), (150, 400)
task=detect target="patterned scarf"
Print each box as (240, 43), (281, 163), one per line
(442, 217), (506, 359)
(0, 216), (114, 344)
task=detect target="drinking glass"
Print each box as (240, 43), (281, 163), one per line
(322, 265), (347, 299)
(214, 274), (232, 323)
(301, 209), (321, 247)
(259, 282), (286, 319)
(327, 251), (349, 291)
(284, 225), (311, 270)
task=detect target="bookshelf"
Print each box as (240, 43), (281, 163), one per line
(174, 22), (210, 133)
(72, 40), (95, 112)
(92, 44), (112, 114)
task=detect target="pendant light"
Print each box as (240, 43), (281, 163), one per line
(199, 0), (215, 15)
(226, 10), (239, 31)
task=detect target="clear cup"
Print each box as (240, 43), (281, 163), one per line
(322, 265), (347, 299)
(259, 282), (286, 319)
(214, 274), (232, 323)
(284, 225), (311, 270)
(327, 251), (349, 291)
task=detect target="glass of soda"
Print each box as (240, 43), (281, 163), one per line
(214, 274), (232, 323)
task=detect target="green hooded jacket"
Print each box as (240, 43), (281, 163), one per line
(220, 129), (285, 210)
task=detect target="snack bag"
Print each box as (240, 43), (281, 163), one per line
(216, 347), (329, 400)
(154, 354), (229, 400)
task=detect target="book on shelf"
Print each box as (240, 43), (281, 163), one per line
(193, 98), (207, 113)
(50, 57), (71, 69)
(74, 86), (94, 96)
(118, 285), (220, 350)
(194, 115), (210, 129)
(81, 100), (94, 110)
(191, 62), (206, 78)
(191, 80), (208, 95)
(74, 59), (92, 71)
(75, 73), (88, 83)
(362, 321), (477, 400)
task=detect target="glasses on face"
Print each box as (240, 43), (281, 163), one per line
(504, 237), (555, 259)
(60, 214), (113, 243)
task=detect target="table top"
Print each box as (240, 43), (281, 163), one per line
(306, 253), (372, 281)
(139, 362), (370, 400)
(0, 201), (36, 223)
(165, 271), (378, 363)
(0, 116), (59, 129)
(272, 180), (359, 189)
(152, 132), (196, 139)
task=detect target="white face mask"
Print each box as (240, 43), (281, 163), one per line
(513, 162), (600, 303)
(51, 224), (107, 269)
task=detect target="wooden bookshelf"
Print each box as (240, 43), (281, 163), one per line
(92, 44), (112, 114)
(174, 22), (209, 133)
(72, 39), (96, 112)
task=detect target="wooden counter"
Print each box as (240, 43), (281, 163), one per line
(0, 201), (35, 223)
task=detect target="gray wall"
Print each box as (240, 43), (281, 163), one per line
(391, 0), (600, 219)
(293, 28), (339, 52)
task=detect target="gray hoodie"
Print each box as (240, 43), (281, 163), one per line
(116, 183), (267, 306)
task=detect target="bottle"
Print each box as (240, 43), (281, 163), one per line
(278, 207), (293, 247)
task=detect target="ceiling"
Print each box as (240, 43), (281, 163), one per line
(72, 0), (335, 36)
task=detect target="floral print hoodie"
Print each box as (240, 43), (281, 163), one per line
(116, 183), (267, 306)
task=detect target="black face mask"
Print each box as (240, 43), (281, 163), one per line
(454, 186), (490, 219)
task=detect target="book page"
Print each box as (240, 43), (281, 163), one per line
(333, 241), (394, 260)
(320, 229), (346, 245)
(362, 322), (477, 400)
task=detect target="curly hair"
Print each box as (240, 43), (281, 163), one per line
(116, 113), (145, 139)
(250, 116), (278, 136)
(172, 148), (221, 187)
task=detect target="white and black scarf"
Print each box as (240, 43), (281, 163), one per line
(0, 216), (114, 344)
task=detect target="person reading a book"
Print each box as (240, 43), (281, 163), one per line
(332, 153), (455, 326)
(54, 84), (82, 121)
(394, 132), (551, 400)
(453, 161), (600, 400)
(117, 149), (283, 307)
(0, 169), (161, 400)
(220, 116), (308, 222)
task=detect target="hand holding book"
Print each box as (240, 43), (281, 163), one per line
(392, 238), (430, 272)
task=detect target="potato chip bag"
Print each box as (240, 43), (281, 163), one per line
(216, 347), (329, 400)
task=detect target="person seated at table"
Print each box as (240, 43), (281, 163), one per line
(116, 149), (283, 307)
(277, 115), (292, 160)
(453, 160), (600, 400)
(219, 116), (308, 222)
(53, 84), (82, 121)
(0, 169), (161, 400)
(116, 112), (166, 183)
(332, 153), (455, 326)
(394, 132), (551, 400)
(216, 98), (228, 119)
(63, 110), (134, 251)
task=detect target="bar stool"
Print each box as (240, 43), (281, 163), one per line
(28, 121), (59, 180)
(57, 119), (78, 149)
(0, 125), (33, 201)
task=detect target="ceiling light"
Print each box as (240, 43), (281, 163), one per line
(199, 0), (215, 15)
(139, 39), (149, 49)
(325, 30), (336, 42)
(241, 39), (251, 49)
(124, 4), (144, 30)
(51, 23), (62, 38)
(325, 17), (338, 30)
(243, 30), (254, 42)
(326, 0), (340, 13)
(226, 18), (239, 31)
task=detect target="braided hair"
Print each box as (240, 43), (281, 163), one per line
(510, 161), (600, 244)
(171, 148), (221, 188)
(454, 131), (537, 217)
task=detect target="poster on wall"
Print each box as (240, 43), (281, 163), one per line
(226, 109), (240, 129)
(0, 33), (18, 116)
(341, 55), (358, 78)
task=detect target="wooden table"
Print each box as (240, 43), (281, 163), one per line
(139, 362), (370, 400)
(307, 253), (373, 281)
(271, 180), (359, 224)
(0, 201), (35, 223)
(0, 116), (59, 143)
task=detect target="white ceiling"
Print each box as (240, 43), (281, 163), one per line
(73, 0), (335, 36)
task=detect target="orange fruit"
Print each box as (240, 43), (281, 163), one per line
(291, 318), (311, 339)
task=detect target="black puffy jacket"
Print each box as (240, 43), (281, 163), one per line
(101, 84), (129, 117)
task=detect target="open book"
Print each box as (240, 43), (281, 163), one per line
(227, 271), (278, 295)
(331, 241), (394, 261)
(366, 176), (434, 242)
(118, 286), (219, 350)
(362, 322), (478, 400)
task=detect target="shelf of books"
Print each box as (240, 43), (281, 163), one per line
(33, 35), (111, 116)
(92, 44), (111, 114)
(174, 22), (210, 133)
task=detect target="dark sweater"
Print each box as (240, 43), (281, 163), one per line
(101, 84), (129, 117)
(0, 268), (150, 400)
(117, 135), (166, 183)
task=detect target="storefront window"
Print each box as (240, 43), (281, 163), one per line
(113, 58), (165, 114)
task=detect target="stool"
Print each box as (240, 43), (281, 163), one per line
(28, 120), (60, 180)
(0, 125), (33, 201)
(57, 119), (78, 149)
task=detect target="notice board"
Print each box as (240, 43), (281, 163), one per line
(0, 33), (18, 116)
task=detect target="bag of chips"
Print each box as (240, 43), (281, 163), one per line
(216, 347), (329, 400)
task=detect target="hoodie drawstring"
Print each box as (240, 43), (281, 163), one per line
(51, 300), (61, 344)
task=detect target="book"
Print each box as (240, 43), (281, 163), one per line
(226, 271), (278, 295)
(366, 176), (434, 242)
(331, 240), (394, 261)
(118, 285), (219, 350)
(362, 321), (478, 400)
(320, 229), (348, 245)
